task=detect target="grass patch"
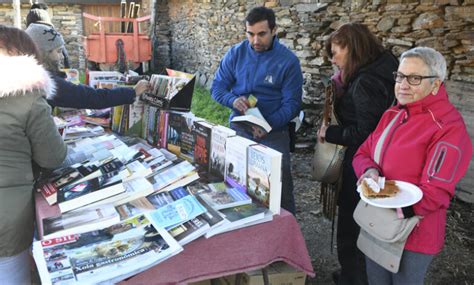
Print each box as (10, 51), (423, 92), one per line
(191, 86), (231, 127)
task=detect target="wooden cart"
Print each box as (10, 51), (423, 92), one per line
(83, 12), (152, 65)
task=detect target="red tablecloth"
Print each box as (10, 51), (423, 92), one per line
(35, 192), (315, 284)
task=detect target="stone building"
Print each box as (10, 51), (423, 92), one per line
(0, 0), (472, 199)
(153, 0), (474, 201)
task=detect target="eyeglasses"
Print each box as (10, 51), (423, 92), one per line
(393, 72), (438, 86)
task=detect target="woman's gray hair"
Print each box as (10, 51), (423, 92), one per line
(400, 47), (447, 82)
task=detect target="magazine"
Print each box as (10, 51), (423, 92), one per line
(33, 214), (182, 285)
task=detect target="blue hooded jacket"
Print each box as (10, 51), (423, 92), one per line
(211, 37), (303, 131)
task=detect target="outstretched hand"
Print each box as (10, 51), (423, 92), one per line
(134, 79), (151, 96)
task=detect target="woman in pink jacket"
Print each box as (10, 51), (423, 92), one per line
(353, 47), (472, 284)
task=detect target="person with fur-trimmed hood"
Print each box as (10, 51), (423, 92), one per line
(0, 25), (67, 284)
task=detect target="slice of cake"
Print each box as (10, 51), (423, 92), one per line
(362, 179), (399, 198)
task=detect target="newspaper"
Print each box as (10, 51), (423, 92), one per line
(33, 214), (182, 285)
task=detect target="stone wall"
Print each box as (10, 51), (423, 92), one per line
(153, 0), (474, 198)
(0, 4), (85, 69)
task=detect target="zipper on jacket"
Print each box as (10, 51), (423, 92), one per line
(379, 110), (407, 168)
(428, 146), (446, 182)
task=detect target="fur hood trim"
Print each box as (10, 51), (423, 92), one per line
(0, 55), (56, 98)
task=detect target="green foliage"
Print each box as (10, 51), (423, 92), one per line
(191, 86), (231, 127)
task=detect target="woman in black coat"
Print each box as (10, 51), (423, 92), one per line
(317, 23), (398, 285)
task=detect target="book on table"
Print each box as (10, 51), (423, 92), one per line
(42, 204), (120, 240)
(247, 144), (283, 215)
(57, 174), (125, 213)
(209, 125), (236, 180)
(198, 181), (252, 210)
(204, 202), (271, 238)
(231, 107), (272, 134)
(147, 195), (207, 229)
(112, 177), (154, 206)
(193, 120), (214, 172)
(225, 135), (256, 193)
(115, 196), (156, 220)
(33, 214), (182, 285)
(147, 187), (212, 245)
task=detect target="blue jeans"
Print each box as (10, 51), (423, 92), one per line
(233, 127), (296, 214)
(366, 250), (434, 285)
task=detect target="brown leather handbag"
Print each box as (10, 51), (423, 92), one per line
(311, 77), (346, 184)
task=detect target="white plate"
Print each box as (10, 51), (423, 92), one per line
(358, 180), (423, 208)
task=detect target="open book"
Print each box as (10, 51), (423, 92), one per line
(231, 107), (272, 134)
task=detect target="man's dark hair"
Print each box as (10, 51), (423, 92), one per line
(245, 6), (276, 30)
(31, 3), (48, 10)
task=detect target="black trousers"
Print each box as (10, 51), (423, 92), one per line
(336, 157), (368, 285)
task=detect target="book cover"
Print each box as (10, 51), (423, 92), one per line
(199, 182), (252, 210)
(247, 144), (283, 215)
(42, 204), (120, 240)
(166, 111), (184, 156)
(57, 174), (125, 213)
(231, 107), (272, 134)
(146, 160), (195, 192)
(195, 194), (226, 228)
(193, 120), (214, 173)
(38, 163), (100, 205)
(33, 214), (182, 285)
(113, 177), (154, 205)
(225, 136), (256, 193)
(205, 203), (268, 238)
(147, 195), (207, 229)
(115, 197), (156, 220)
(168, 216), (210, 246)
(179, 113), (199, 162)
(210, 125), (236, 179)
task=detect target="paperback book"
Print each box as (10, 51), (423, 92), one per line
(225, 136), (256, 193)
(57, 174), (125, 213)
(199, 182), (252, 210)
(210, 125), (236, 179)
(247, 144), (282, 215)
(42, 204), (120, 240)
(231, 107), (272, 134)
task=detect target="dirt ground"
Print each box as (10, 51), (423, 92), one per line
(291, 148), (474, 285)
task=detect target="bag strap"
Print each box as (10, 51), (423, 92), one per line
(373, 110), (404, 164)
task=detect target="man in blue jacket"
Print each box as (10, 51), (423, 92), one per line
(211, 6), (303, 214)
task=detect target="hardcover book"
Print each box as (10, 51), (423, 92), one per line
(247, 144), (283, 215)
(225, 136), (256, 193)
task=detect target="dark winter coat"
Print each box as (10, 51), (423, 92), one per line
(47, 75), (136, 109)
(325, 51), (399, 207)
